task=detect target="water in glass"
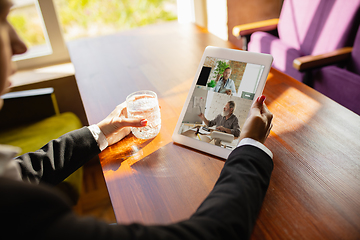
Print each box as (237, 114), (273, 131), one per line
(126, 91), (161, 139)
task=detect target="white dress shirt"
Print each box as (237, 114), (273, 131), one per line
(213, 77), (237, 95)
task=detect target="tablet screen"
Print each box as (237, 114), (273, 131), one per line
(177, 56), (265, 150)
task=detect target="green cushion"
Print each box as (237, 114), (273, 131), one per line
(0, 112), (84, 204)
(0, 112), (82, 154)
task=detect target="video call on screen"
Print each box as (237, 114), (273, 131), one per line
(179, 57), (265, 150)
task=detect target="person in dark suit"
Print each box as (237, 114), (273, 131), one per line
(0, 1), (274, 239)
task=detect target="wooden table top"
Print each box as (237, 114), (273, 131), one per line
(68, 22), (360, 239)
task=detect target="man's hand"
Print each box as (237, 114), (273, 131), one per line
(239, 95), (273, 144)
(216, 74), (221, 82)
(97, 102), (147, 146)
(225, 89), (232, 95)
(198, 113), (209, 126)
(198, 113), (205, 120)
(216, 126), (225, 131)
(216, 126), (229, 133)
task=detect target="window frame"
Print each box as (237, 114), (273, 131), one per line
(13, 0), (70, 70)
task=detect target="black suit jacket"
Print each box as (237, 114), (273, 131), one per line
(0, 127), (273, 240)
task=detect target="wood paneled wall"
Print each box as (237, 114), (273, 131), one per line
(227, 0), (283, 48)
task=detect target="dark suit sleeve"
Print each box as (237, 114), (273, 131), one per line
(15, 127), (101, 185)
(39, 145), (273, 240)
(189, 145), (273, 239)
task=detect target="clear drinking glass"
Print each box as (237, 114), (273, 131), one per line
(126, 90), (161, 139)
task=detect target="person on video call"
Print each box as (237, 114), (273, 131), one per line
(198, 101), (240, 137)
(213, 67), (236, 96)
(1, 0), (274, 239)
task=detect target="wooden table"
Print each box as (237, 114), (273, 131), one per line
(68, 22), (360, 239)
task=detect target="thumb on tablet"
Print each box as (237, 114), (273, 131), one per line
(252, 95), (266, 111)
(240, 95), (273, 144)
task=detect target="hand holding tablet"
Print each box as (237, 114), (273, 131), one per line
(172, 46), (273, 159)
(239, 95), (273, 144)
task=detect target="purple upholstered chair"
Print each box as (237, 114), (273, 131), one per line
(247, 0), (360, 82)
(312, 26), (360, 115)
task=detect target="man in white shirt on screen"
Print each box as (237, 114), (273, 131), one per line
(213, 67), (236, 96)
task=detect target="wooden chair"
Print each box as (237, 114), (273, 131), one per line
(0, 88), (84, 204)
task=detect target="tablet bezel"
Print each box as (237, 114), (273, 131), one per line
(172, 46), (273, 159)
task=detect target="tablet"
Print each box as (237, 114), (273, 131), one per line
(172, 46), (273, 159)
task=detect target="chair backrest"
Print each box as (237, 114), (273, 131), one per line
(348, 25), (360, 75)
(277, 0), (360, 56)
(0, 88), (58, 130)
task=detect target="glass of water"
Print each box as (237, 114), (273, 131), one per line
(126, 90), (161, 139)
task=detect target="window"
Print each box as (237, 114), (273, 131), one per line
(10, 0), (70, 70)
(54, 0), (177, 42)
(10, 0), (177, 70)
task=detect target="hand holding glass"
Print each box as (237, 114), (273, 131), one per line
(126, 90), (161, 139)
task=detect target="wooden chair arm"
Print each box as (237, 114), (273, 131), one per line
(293, 47), (353, 71)
(232, 18), (279, 38)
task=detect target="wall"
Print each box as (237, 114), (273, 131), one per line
(228, 60), (246, 91)
(194, 0), (207, 28)
(227, 0), (283, 49)
(182, 87), (208, 124)
(237, 63), (264, 96)
(206, 0), (228, 40)
(178, 0), (282, 46)
(205, 91), (252, 129)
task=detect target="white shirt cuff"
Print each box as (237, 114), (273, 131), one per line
(0, 145), (22, 181)
(237, 138), (273, 159)
(87, 125), (108, 151)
